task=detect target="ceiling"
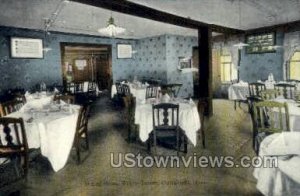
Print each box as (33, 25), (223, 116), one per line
(0, 0), (299, 39)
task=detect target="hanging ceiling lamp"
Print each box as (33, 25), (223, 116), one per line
(98, 15), (126, 37)
(233, 0), (249, 49)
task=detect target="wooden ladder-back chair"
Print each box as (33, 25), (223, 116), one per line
(74, 105), (90, 164)
(53, 94), (75, 104)
(0, 117), (29, 188)
(274, 83), (297, 99)
(148, 103), (187, 154)
(146, 85), (159, 99)
(252, 101), (290, 154)
(259, 89), (279, 100)
(0, 100), (25, 116)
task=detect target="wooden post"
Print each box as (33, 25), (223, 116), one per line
(198, 27), (213, 116)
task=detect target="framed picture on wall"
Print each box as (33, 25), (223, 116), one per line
(178, 56), (192, 70)
(117, 44), (132, 59)
(10, 37), (43, 58)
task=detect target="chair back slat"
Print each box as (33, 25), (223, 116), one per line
(123, 84), (131, 96)
(0, 100), (25, 116)
(146, 86), (159, 99)
(274, 83), (296, 99)
(259, 89), (278, 100)
(253, 101), (290, 133)
(249, 82), (266, 97)
(53, 94), (75, 104)
(152, 103), (179, 130)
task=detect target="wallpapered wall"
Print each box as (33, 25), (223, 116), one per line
(134, 35), (168, 83)
(0, 26), (197, 98)
(240, 30), (284, 82)
(166, 35), (198, 98)
(0, 26), (137, 92)
(133, 34), (198, 98)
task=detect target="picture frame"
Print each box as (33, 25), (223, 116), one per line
(246, 32), (276, 54)
(178, 56), (192, 70)
(10, 37), (43, 58)
(117, 44), (132, 59)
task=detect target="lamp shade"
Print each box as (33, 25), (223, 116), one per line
(98, 16), (126, 37)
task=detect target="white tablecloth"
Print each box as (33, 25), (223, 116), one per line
(228, 81), (275, 101)
(254, 132), (300, 195)
(134, 98), (200, 146)
(228, 83), (250, 101)
(0, 100), (80, 172)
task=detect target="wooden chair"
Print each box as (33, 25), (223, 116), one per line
(74, 105), (90, 164)
(74, 82), (84, 95)
(123, 84), (131, 96)
(65, 82), (75, 94)
(249, 82), (266, 97)
(0, 117), (29, 187)
(53, 94), (75, 104)
(115, 82), (123, 95)
(87, 81), (97, 97)
(259, 89), (279, 100)
(247, 83), (266, 112)
(148, 103), (187, 154)
(197, 100), (206, 148)
(274, 83), (297, 99)
(161, 83), (183, 98)
(0, 100), (25, 116)
(146, 85), (159, 99)
(252, 101), (290, 154)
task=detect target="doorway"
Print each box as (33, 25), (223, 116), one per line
(60, 43), (112, 90)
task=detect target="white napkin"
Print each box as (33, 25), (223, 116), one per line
(54, 88), (59, 93)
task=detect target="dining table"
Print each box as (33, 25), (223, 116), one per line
(228, 80), (299, 101)
(254, 132), (300, 195)
(134, 97), (201, 146)
(253, 97), (300, 195)
(0, 93), (80, 172)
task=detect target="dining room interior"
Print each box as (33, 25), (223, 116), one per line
(0, 0), (300, 195)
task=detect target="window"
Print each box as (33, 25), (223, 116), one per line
(220, 52), (237, 83)
(289, 51), (300, 80)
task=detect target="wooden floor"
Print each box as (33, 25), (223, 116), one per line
(6, 92), (262, 196)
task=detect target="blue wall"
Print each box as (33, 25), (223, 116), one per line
(133, 34), (197, 98)
(166, 35), (197, 98)
(133, 35), (168, 83)
(239, 31), (284, 82)
(0, 26), (137, 92)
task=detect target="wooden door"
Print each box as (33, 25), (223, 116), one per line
(61, 43), (112, 90)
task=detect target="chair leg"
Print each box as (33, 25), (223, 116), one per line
(23, 153), (29, 180)
(76, 138), (81, 164)
(184, 135), (188, 153)
(85, 131), (89, 151)
(234, 100), (237, 110)
(147, 134), (151, 152)
(201, 128), (205, 148)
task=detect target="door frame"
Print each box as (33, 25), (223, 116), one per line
(60, 42), (112, 87)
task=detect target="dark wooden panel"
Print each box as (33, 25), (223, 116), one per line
(71, 0), (243, 34)
(198, 27), (213, 116)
